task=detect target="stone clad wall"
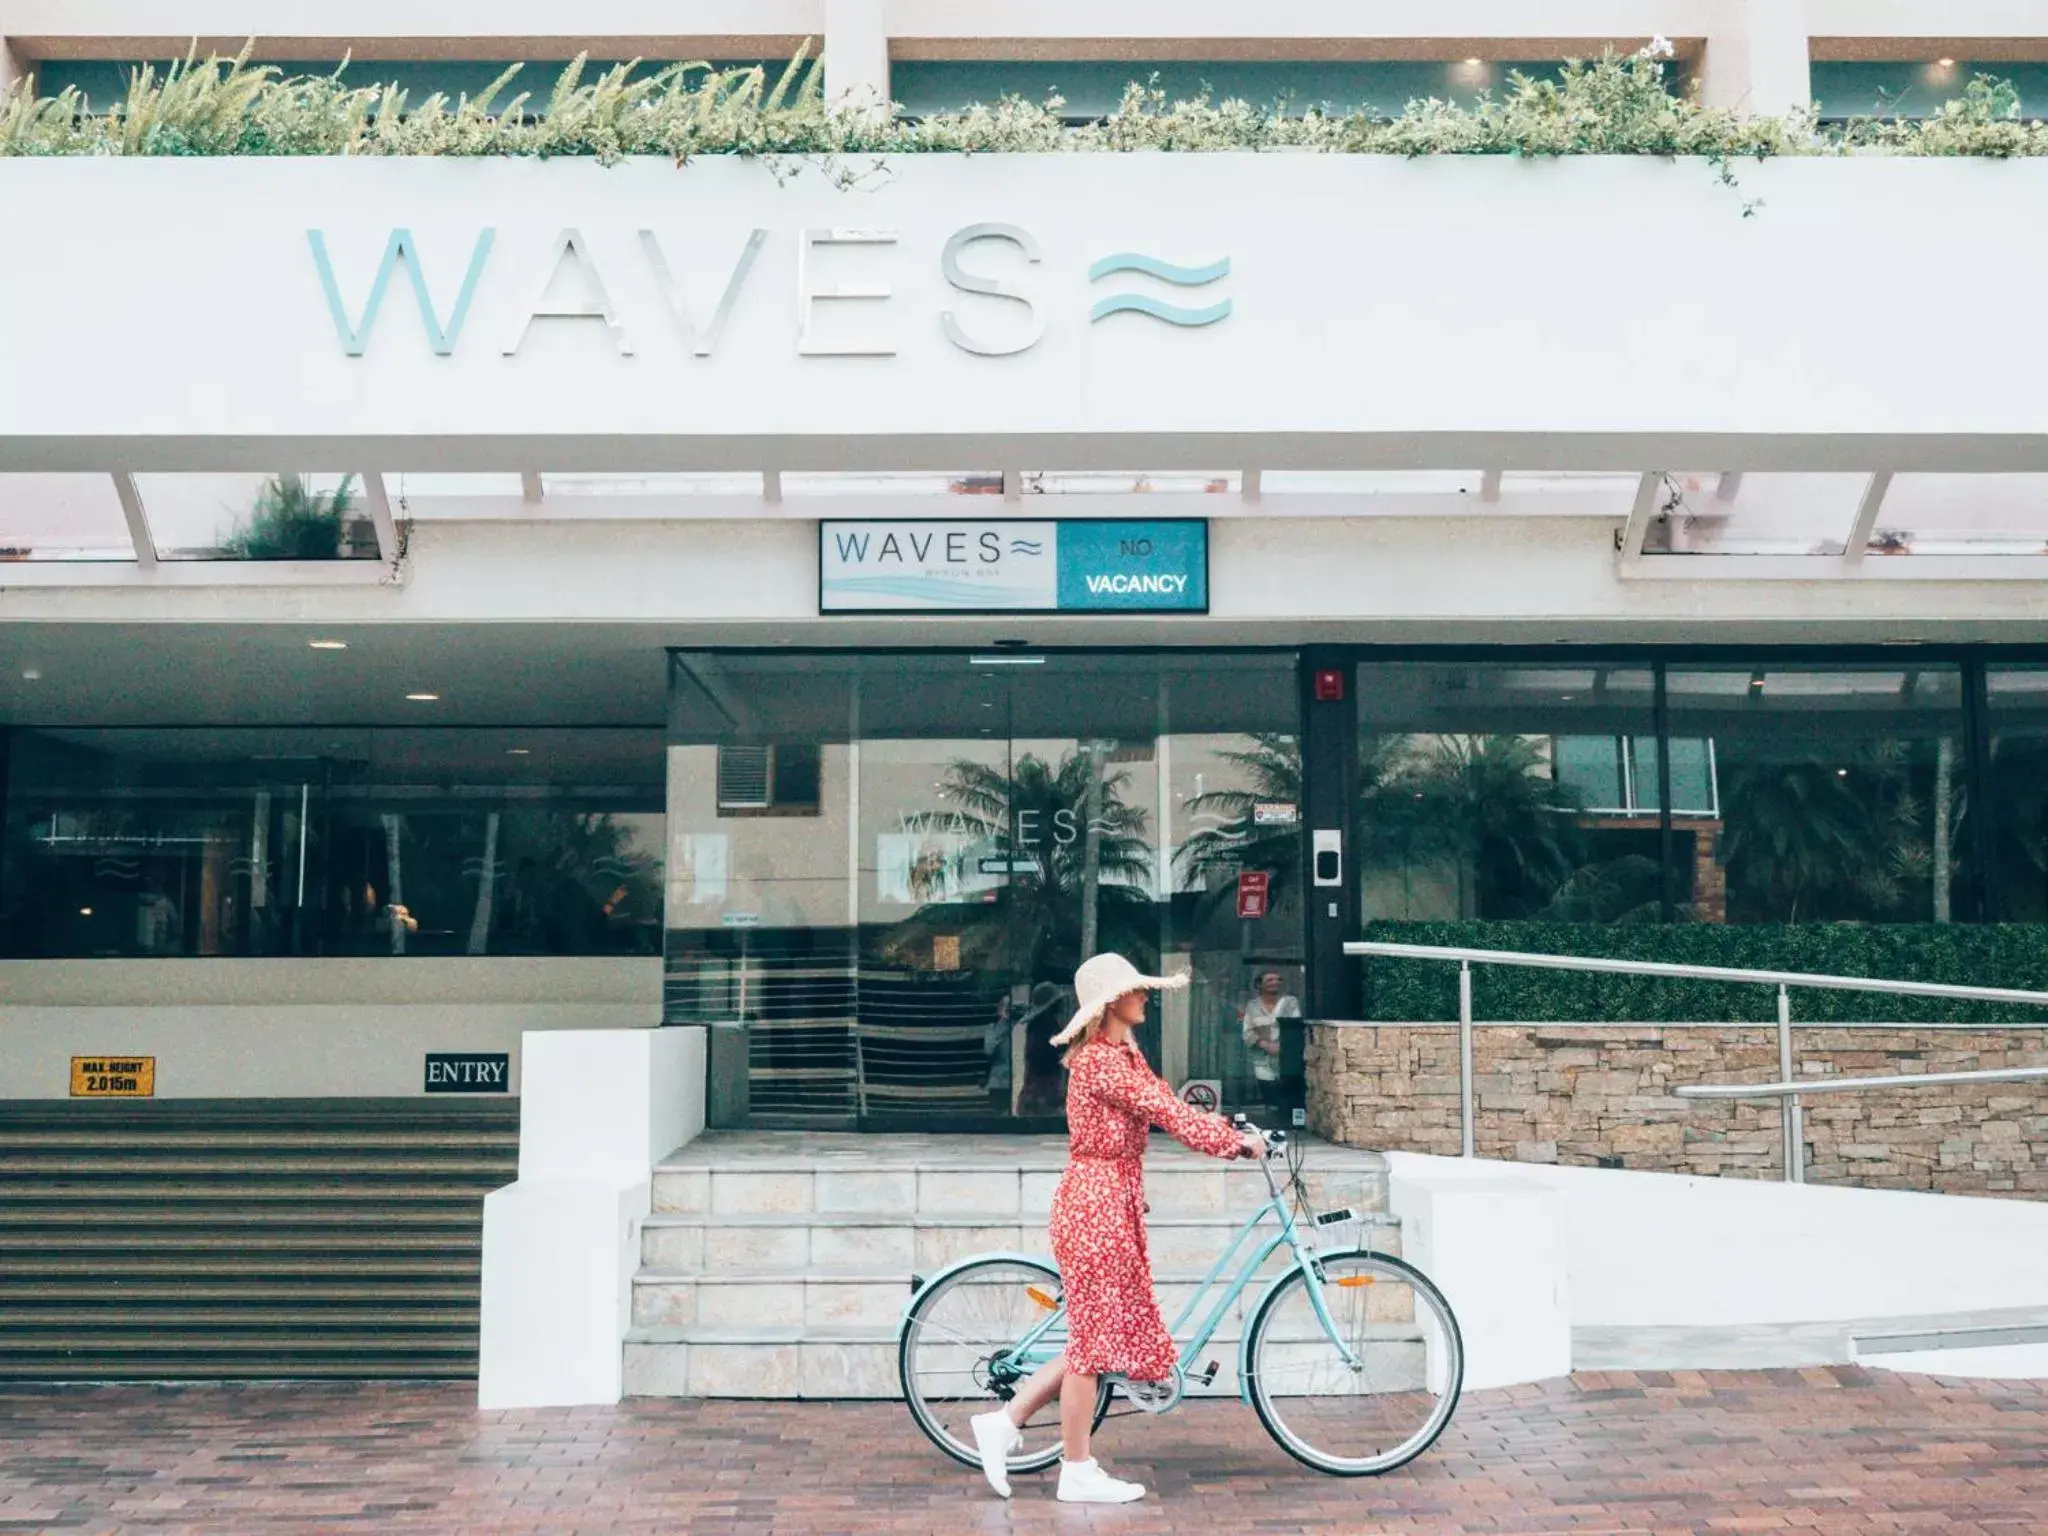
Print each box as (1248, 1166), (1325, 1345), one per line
(1307, 1023), (2048, 1197)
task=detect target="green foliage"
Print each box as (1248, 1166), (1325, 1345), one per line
(1176, 733), (1303, 903)
(1362, 919), (2048, 1025)
(4, 42), (2046, 161)
(221, 474), (354, 560)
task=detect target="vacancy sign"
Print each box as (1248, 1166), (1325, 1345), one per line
(820, 519), (1208, 613)
(1237, 871), (1271, 920)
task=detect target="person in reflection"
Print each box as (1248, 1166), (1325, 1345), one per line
(1239, 970), (1300, 1108)
(970, 954), (1264, 1505)
(1014, 980), (1072, 1118)
(991, 982), (1064, 1116)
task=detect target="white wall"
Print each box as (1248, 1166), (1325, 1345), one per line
(0, 956), (661, 1097)
(478, 1025), (704, 1409)
(10, 156), (2048, 472)
(1386, 1151), (2048, 1331)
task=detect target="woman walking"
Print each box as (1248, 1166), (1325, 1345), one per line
(970, 953), (1263, 1504)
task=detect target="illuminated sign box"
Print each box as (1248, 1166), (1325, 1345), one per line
(820, 519), (1208, 614)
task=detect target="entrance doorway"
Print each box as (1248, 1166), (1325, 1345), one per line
(665, 651), (1305, 1130)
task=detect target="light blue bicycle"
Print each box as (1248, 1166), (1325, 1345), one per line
(898, 1118), (1463, 1478)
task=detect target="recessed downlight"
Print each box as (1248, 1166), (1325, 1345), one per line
(308, 639), (348, 651)
(406, 691), (440, 702)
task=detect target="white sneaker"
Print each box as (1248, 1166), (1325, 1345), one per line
(969, 1410), (1020, 1498)
(1056, 1458), (1146, 1504)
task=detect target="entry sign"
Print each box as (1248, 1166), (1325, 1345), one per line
(819, 519), (1207, 613)
(71, 1056), (155, 1097)
(1237, 870), (1271, 920)
(424, 1052), (510, 1094)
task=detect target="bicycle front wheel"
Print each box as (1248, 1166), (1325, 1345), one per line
(1244, 1249), (1463, 1477)
(898, 1256), (1108, 1474)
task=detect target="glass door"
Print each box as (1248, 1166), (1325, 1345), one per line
(668, 650), (1304, 1130)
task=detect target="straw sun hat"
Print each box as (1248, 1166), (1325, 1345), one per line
(1049, 953), (1188, 1048)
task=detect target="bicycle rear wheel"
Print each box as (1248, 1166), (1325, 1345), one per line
(898, 1256), (1108, 1474)
(1244, 1249), (1463, 1476)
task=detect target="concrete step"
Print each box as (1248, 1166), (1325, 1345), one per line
(1575, 1303), (2048, 1372)
(638, 1210), (1398, 1275)
(622, 1326), (1265, 1400)
(651, 1134), (1388, 1223)
(628, 1258), (1408, 1335)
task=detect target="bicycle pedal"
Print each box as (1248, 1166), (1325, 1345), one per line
(1198, 1362), (1220, 1387)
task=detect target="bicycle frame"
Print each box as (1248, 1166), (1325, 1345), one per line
(934, 1151), (1364, 1406)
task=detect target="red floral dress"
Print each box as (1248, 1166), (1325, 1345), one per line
(1049, 1037), (1242, 1379)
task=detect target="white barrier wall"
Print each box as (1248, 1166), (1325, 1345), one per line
(0, 957), (661, 1097)
(478, 1025), (705, 1409)
(1389, 1171), (1571, 1391)
(1385, 1151), (2048, 1378)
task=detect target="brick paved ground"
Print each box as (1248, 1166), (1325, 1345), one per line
(2, 1369), (2045, 1535)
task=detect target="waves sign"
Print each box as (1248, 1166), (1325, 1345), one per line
(820, 519), (1208, 614)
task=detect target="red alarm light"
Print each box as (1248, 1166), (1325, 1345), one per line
(1313, 668), (1345, 702)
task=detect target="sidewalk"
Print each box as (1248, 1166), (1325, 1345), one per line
(2, 1368), (2042, 1534)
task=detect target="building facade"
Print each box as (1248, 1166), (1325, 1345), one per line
(5, 1), (2048, 1153)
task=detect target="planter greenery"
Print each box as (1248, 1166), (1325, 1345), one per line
(221, 473), (355, 560)
(3, 42), (2047, 162)
(1361, 919), (2048, 1026)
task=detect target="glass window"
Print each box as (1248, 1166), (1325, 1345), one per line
(668, 651), (1304, 1130)
(1, 727), (663, 957)
(1355, 663), (1660, 924)
(1987, 666), (2048, 923)
(1664, 666), (1966, 924)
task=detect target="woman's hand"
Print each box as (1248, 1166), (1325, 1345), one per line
(1236, 1130), (1268, 1160)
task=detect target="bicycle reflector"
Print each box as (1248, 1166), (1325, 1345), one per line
(1333, 1275), (1377, 1288)
(1026, 1286), (1058, 1310)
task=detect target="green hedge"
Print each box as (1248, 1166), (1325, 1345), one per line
(1360, 921), (2048, 1025)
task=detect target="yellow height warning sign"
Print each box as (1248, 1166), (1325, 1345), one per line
(71, 1056), (155, 1097)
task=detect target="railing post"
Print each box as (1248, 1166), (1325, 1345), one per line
(1459, 961), (1475, 1159)
(1777, 984), (1804, 1184)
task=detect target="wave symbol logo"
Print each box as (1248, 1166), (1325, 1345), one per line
(1088, 253), (1232, 327)
(1008, 539), (1045, 556)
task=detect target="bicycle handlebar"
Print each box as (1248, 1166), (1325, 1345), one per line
(1230, 1112), (1288, 1160)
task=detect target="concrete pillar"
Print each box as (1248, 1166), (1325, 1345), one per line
(0, 31), (22, 95)
(1698, 0), (1812, 117)
(823, 0), (891, 113)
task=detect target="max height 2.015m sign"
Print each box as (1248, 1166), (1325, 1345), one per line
(820, 520), (1208, 613)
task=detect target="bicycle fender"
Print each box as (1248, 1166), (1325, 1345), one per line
(898, 1251), (1056, 1327)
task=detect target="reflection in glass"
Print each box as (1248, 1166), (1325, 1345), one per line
(0, 728), (664, 957)
(667, 652), (1304, 1130)
(1355, 664), (1660, 923)
(1665, 667), (1964, 924)
(1988, 667), (2048, 922)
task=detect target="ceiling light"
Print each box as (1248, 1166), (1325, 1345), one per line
(20, 666), (40, 682)
(1937, 57), (1956, 68)
(1464, 57), (1483, 67)
(1837, 767), (1849, 777)
(308, 639), (348, 651)
(507, 747), (531, 756)
(969, 655), (1045, 666)
(79, 906), (92, 917)
(406, 691), (440, 702)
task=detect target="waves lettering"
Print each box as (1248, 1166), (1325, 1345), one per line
(831, 529), (1007, 564)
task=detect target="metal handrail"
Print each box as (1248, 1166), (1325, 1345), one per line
(1343, 939), (2048, 1183)
(1677, 1064), (2048, 1099)
(1346, 940), (2048, 1007)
